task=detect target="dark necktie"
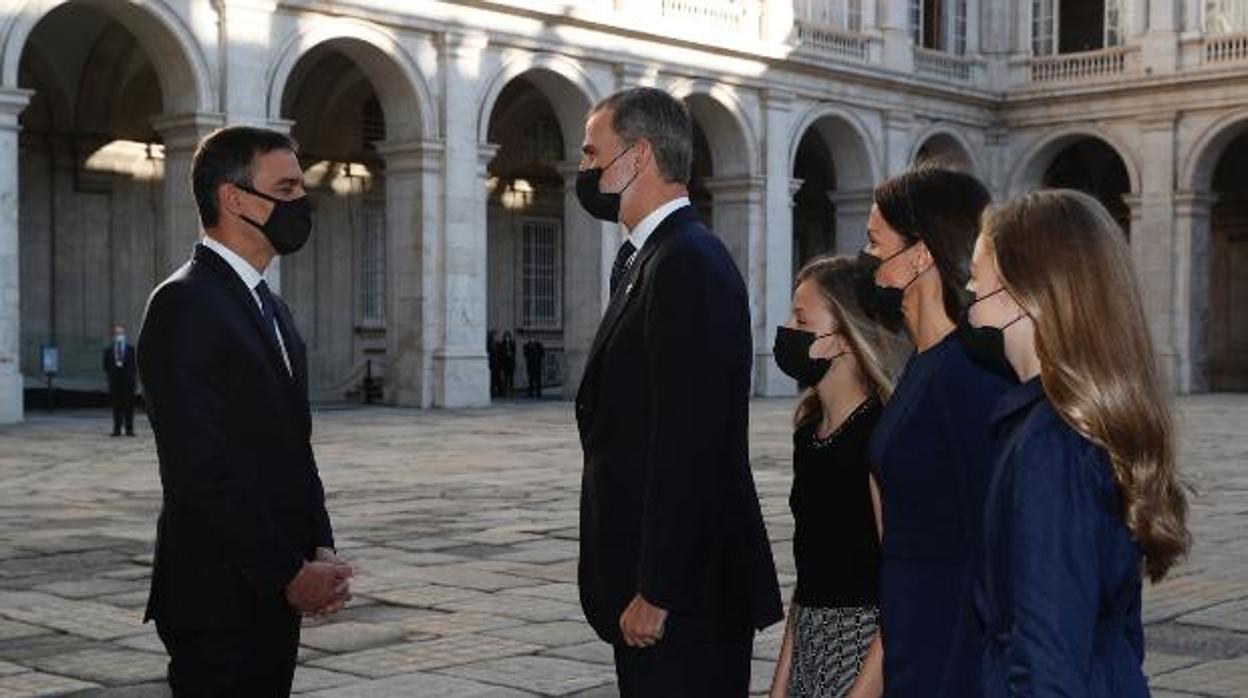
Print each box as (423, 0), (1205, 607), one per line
(253, 280), (290, 375)
(609, 240), (637, 296)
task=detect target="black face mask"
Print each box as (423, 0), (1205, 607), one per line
(237, 184), (313, 255)
(957, 287), (1024, 381)
(854, 248), (920, 333)
(774, 326), (846, 388)
(575, 145), (637, 223)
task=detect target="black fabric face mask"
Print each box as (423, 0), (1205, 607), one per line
(854, 248), (918, 334)
(237, 185), (313, 255)
(957, 287), (1024, 381)
(774, 326), (846, 388)
(575, 145), (637, 223)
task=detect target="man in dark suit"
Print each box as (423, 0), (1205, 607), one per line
(574, 87), (783, 696)
(138, 126), (352, 696)
(102, 324), (137, 436)
(524, 335), (546, 399)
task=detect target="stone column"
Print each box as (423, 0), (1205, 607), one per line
(0, 88), (32, 425)
(152, 113), (225, 278)
(829, 189), (874, 254)
(376, 139), (445, 408)
(1143, 0), (1181, 74)
(881, 0), (915, 72)
(558, 162), (612, 398)
(434, 30), (493, 408)
(1172, 191), (1217, 393)
(1130, 113), (1181, 388)
(757, 88), (797, 397)
(884, 110), (915, 175)
(217, 0), (278, 125)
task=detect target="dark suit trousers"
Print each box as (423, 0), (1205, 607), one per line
(156, 607), (300, 697)
(613, 619), (754, 698)
(110, 390), (134, 434)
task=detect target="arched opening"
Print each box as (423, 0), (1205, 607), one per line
(682, 92), (754, 275)
(15, 3), (188, 403)
(278, 42), (394, 402)
(1209, 130), (1248, 390)
(914, 132), (974, 172)
(1041, 137), (1132, 235)
(483, 69), (599, 400)
(789, 113), (877, 274)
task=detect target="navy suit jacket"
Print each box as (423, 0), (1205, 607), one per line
(575, 205), (783, 646)
(138, 243), (333, 628)
(102, 344), (137, 394)
(976, 378), (1148, 696)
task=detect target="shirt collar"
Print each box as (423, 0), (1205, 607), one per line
(201, 235), (267, 292)
(624, 196), (690, 251)
(990, 376), (1046, 428)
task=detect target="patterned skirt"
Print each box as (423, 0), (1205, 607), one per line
(787, 603), (879, 698)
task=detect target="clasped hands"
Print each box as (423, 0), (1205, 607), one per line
(285, 547), (354, 617)
(620, 592), (668, 648)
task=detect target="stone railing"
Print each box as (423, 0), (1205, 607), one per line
(792, 21), (872, 62)
(1026, 45), (1137, 83)
(914, 47), (980, 82)
(1205, 32), (1248, 64)
(660, 0), (754, 34)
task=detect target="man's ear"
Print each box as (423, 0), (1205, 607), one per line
(218, 182), (242, 218)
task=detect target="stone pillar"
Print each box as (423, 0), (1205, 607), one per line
(217, 0), (278, 125)
(0, 88), (32, 425)
(1172, 191), (1217, 393)
(881, 0), (915, 72)
(152, 113), (225, 278)
(1131, 113), (1181, 389)
(884, 110), (915, 176)
(1142, 0), (1181, 74)
(758, 89), (796, 397)
(434, 30), (492, 408)
(558, 162), (612, 398)
(376, 139), (445, 408)
(829, 189), (874, 255)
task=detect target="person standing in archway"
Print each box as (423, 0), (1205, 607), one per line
(102, 323), (137, 437)
(574, 86), (782, 696)
(138, 126), (352, 696)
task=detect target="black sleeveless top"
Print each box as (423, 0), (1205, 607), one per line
(790, 399), (882, 608)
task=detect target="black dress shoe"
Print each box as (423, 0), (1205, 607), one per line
(126, 432), (136, 437)
(110, 432), (121, 437)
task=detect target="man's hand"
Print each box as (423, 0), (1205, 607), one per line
(308, 548), (354, 617)
(285, 560), (352, 615)
(619, 593), (668, 648)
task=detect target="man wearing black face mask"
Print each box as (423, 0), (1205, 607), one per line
(574, 87), (782, 696)
(137, 126), (351, 695)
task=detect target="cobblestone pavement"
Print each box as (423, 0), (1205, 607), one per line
(0, 395), (1245, 697)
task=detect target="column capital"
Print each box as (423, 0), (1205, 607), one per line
(763, 88), (795, 112)
(1138, 112), (1179, 132)
(151, 112), (226, 152)
(704, 175), (766, 200)
(789, 178), (805, 203)
(614, 62), (653, 89)
(1173, 190), (1219, 214)
(0, 88), (32, 130)
(827, 188), (874, 211)
(477, 142), (501, 167)
(885, 110), (915, 131)
(376, 139), (445, 175)
(442, 30), (489, 57)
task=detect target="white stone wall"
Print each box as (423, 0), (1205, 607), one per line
(1, 0), (1247, 422)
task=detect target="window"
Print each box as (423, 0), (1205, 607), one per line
(521, 218), (561, 330)
(912, 0), (967, 53)
(794, 0), (863, 31)
(360, 204), (385, 324)
(1207, 0), (1248, 33)
(1033, 0), (1057, 55)
(1104, 0), (1130, 47)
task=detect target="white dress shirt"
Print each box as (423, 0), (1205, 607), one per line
(201, 236), (292, 375)
(622, 195), (691, 265)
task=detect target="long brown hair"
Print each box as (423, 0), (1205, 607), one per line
(983, 189), (1190, 582)
(793, 256), (911, 428)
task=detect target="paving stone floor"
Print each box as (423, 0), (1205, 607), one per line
(0, 395), (1245, 697)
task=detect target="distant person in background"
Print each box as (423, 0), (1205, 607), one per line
(501, 331), (517, 398)
(524, 334), (546, 399)
(488, 331), (500, 398)
(102, 323), (137, 437)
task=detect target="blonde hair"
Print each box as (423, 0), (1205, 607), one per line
(983, 189), (1190, 582)
(792, 256), (911, 428)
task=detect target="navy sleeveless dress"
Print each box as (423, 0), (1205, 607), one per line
(868, 332), (1011, 697)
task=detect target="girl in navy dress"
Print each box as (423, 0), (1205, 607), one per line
(966, 189), (1190, 695)
(768, 256), (908, 698)
(858, 167), (1012, 697)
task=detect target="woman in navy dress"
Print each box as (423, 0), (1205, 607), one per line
(858, 167), (1012, 697)
(965, 189), (1190, 695)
